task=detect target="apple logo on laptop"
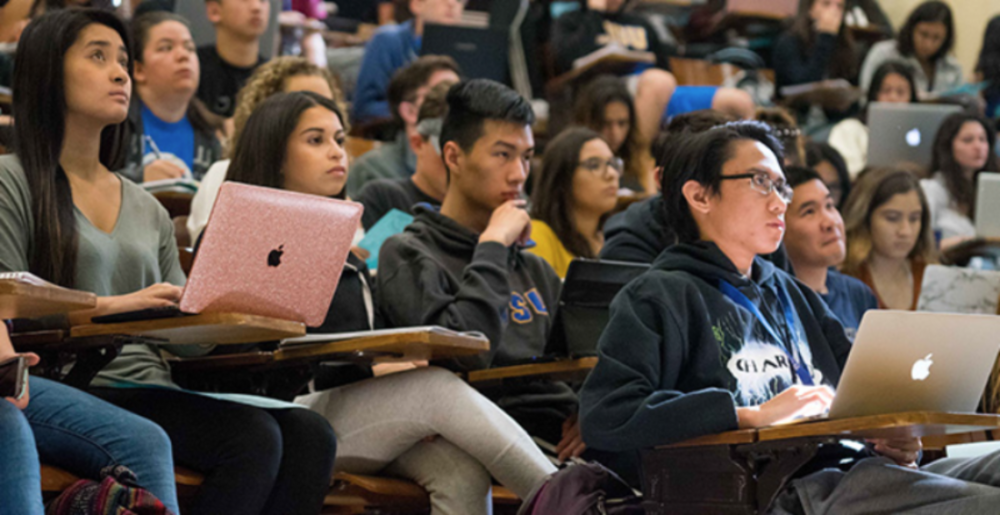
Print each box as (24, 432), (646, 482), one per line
(905, 128), (921, 147)
(911, 353), (933, 381)
(267, 245), (284, 268)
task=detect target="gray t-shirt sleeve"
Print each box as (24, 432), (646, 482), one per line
(0, 156), (33, 273)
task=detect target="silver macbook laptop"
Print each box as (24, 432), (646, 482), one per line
(975, 172), (1000, 239)
(827, 310), (1000, 419)
(867, 102), (962, 170)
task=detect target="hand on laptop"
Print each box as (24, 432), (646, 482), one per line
(737, 385), (835, 428)
(480, 200), (532, 248)
(110, 283), (183, 314)
(869, 437), (922, 468)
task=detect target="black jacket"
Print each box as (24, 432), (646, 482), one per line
(123, 97), (222, 182)
(580, 242), (851, 451)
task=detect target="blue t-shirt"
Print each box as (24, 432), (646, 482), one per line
(819, 269), (879, 341)
(141, 103), (195, 172)
(352, 20), (421, 123)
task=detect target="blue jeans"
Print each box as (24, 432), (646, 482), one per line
(15, 377), (179, 513)
(0, 398), (43, 514)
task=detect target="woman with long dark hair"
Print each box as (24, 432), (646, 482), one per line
(0, 9), (336, 515)
(574, 75), (648, 192)
(859, 1), (962, 97)
(921, 112), (1000, 248)
(976, 16), (1000, 120)
(829, 61), (918, 177)
(529, 127), (620, 277)
(772, 0), (859, 93)
(226, 91), (557, 515)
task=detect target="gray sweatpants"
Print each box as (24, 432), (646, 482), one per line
(771, 449), (1000, 515)
(294, 366), (557, 515)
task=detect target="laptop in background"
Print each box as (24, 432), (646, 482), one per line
(975, 173), (1000, 239)
(866, 102), (962, 170)
(827, 310), (1000, 419)
(94, 182), (363, 327)
(420, 23), (509, 84)
(917, 265), (1000, 315)
(545, 259), (650, 358)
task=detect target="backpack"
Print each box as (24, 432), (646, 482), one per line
(517, 462), (644, 515)
(46, 465), (174, 515)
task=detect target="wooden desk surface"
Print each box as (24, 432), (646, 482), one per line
(659, 412), (1000, 449)
(276, 330), (489, 364)
(758, 412), (1000, 442)
(0, 278), (96, 319)
(547, 53), (654, 95)
(71, 313), (306, 345)
(466, 357), (598, 385)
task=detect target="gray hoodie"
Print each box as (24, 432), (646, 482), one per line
(377, 205), (577, 422)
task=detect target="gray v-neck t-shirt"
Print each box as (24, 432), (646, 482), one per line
(0, 154), (191, 388)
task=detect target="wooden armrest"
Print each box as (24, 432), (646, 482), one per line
(41, 465), (204, 492)
(71, 313), (306, 346)
(758, 412), (1000, 442)
(466, 357), (598, 385)
(0, 278), (96, 319)
(659, 429), (759, 448)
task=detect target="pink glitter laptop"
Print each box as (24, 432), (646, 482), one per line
(93, 182), (363, 327)
(180, 182), (363, 326)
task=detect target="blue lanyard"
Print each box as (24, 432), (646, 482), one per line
(719, 280), (814, 386)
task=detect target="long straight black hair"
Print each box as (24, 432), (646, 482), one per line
(13, 9), (133, 287)
(227, 91), (348, 199)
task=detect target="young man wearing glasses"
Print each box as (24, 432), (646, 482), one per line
(581, 121), (1000, 513)
(378, 80), (586, 462)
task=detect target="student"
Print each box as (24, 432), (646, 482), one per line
(188, 56), (340, 241)
(599, 109), (735, 263)
(573, 75), (648, 192)
(842, 168), (936, 310)
(772, 0), (859, 94)
(553, 0), (753, 150)
(226, 90), (556, 515)
(125, 12), (222, 183)
(346, 54), (460, 197)
(196, 0), (269, 117)
(579, 122), (1000, 513)
(783, 165), (877, 339)
(828, 61), (918, 178)
(377, 79), (583, 458)
(355, 80), (452, 231)
(0, 322), (179, 514)
(754, 107), (805, 166)
(352, 0), (464, 124)
(859, 1), (962, 98)
(976, 16), (1000, 120)
(0, 10), (336, 515)
(529, 127), (620, 278)
(922, 112), (1000, 247)
(805, 140), (851, 209)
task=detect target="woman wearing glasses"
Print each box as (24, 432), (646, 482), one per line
(529, 127), (621, 277)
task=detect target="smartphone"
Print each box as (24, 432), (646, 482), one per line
(0, 356), (28, 401)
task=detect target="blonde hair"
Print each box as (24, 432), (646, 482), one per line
(229, 57), (344, 158)
(840, 167), (937, 277)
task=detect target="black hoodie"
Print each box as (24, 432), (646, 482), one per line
(378, 205), (577, 421)
(600, 194), (671, 264)
(580, 242), (851, 451)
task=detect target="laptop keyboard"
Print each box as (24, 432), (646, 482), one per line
(90, 306), (191, 324)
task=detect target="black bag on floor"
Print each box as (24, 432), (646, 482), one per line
(517, 461), (643, 515)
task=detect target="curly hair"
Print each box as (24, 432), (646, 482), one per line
(229, 57), (344, 157)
